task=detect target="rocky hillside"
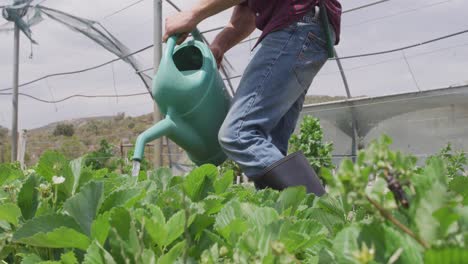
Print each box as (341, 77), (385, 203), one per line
(0, 95), (347, 166)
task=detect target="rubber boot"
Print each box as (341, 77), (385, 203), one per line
(253, 151), (326, 196)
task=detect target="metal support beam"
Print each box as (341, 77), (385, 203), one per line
(11, 24), (20, 162)
(153, 0), (163, 168)
(334, 48), (359, 161)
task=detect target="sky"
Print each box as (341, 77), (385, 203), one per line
(0, 0), (467, 129)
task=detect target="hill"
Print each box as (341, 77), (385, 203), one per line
(0, 95), (347, 166)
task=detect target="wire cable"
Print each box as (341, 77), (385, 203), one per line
(335, 29), (468, 60)
(317, 41), (468, 77)
(343, 0), (391, 13)
(1, 1), (466, 93)
(101, 0), (147, 21)
(344, 0), (454, 28)
(1, 28), (467, 92)
(0, 44), (153, 92)
(0, 91), (148, 104)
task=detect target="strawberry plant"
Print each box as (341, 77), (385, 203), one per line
(0, 136), (466, 263)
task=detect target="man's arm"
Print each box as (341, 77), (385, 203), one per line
(210, 4), (256, 66)
(163, 0), (244, 43)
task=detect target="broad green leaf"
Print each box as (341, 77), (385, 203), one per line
(35, 200), (54, 217)
(108, 208), (133, 263)
(203, 229), (227, 247)
(412, 181), (448, 244)
(145, 216), (167, 247)
(302, 207), (345, 235)
(70, 157), (87, 195)
(424, 247), (468, 264)
(148, 168), (173, 191)
(0, 203), (21, 226)
(246, 206), (279, 229)
(203, 195), (225, 215)
(214, 200), (242, 229)
(64, 181), (104, 236)
(99, 187), (144, 213)
(108, 207), (131, 241)
(357, 222), (423, 264)
(449, 176), (468, 201)
(316, 195), (346, 221)
(238, 221), (286, 258)
(83, 240), (117, 264)
(19, 253), (43, 264)
(157, 240), (186, 264)
(276, 186), (306, 214)
(213, 170), (234, 194)
(14, 226), (90, 250)
(17, 174), (39, 220)
(433, 207), (460, 238)
(165, 210), (186, 246)
(36, 151), (74, 196)
(13, 214), (81, 239)
(183, 164), (217, 202)
(91, 211), (111, 245)
(190, 214), (215, 240)
(149, 204), (166, 224)
(332, 225), (361, 264)
(60, 251), (78, 264)
(279, 220), (328, 252)
(0, 163), (23, 185)
(141, 249), (156, 264)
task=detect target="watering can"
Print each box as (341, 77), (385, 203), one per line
(132, 31), (230, 166)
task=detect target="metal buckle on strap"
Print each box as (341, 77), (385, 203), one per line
(301, 6), (320, 23)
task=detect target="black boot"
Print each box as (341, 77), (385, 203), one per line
(253, 151), (326, 196)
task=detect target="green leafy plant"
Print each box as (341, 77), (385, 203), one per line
(431, 143), (467, 178)
(84, 140), (117, 171)
(0, 136), (466, 263)
(289, 116), (334, 172)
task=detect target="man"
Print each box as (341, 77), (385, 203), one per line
(164, 0), (341, 195)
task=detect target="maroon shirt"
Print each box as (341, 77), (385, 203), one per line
(240, 0), (341, 45)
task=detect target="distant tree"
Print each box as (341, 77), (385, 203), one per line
(86, 120), (99, 135)
(114, 112), (125, 121)
(53, 123), (75, 137)
(0, 126), (8, 139)
(85, 139), (116, 170)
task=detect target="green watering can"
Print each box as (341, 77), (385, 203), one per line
(132, 31), (230, 166)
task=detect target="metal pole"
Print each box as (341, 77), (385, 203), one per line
(153, 0), (163, 168)
(11, 24), (20, 162)
(334, 48), (359, 161)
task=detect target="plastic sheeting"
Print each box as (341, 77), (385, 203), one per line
(300, 85), (468, 165)
(1, 1), (152, 93)
(1, 0), (39, 43)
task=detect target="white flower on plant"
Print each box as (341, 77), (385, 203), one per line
(52, 176), (65, 185)
(25, 169), (35, 175)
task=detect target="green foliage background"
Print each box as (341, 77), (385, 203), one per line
(289, 116), (334, 173)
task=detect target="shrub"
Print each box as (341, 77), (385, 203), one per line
(84, 139), (116, 170)
(53, 123), (75, 137)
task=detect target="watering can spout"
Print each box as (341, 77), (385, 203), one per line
(132, 118), (175, 162)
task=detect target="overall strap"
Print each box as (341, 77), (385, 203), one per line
(319, 0), (336, 58)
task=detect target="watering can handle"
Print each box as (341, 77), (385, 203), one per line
(165, 29), (204, 57)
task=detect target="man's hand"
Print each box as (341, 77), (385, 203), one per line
(162, 0), (242, 44)
(163, 11), (198, 44)
(210, 44), (225, 68)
